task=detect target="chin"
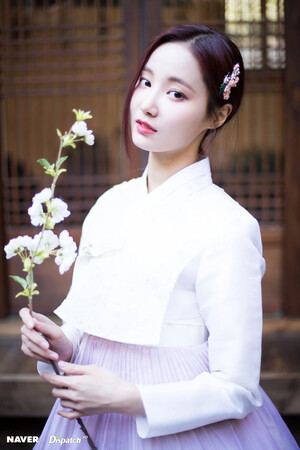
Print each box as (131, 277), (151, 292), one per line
(131, 136), (152, 151)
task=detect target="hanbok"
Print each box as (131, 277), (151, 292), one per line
(35, 158), (298, 449)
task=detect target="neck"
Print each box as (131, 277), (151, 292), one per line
(146, 150), (200, 193)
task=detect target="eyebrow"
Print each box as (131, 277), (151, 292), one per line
(143, 66), (196, 93)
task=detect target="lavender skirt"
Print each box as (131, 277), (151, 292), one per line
(35, 334), (298, 449)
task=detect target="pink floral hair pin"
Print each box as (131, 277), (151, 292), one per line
(219, 63), (240, 100)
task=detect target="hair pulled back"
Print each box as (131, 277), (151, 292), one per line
(123, 24), (244, 156)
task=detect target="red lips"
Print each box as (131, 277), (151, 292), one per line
(136, 120), (157, 134)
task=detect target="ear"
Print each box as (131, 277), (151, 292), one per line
(209, 104), (233, 129)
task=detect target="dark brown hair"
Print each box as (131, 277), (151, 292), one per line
(123, 24), (244, 156)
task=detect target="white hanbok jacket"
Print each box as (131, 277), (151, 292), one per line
(39, 157), (266, 438)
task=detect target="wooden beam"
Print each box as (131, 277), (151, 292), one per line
(0, 112), (10, 318)
(123, 0), (140, 84)
(140, 0), (162, 49)
(283, 0), (300, 315)
(122, 0), (143, 177)
(0, 374), (53, 417)
(260, 373), (300, 415)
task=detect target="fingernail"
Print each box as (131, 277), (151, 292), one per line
(41, 341), (49, 349)
(49, 351), (57, 359)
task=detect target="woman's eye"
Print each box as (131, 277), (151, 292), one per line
(139, 77), (151, 88)
(168, 90), (186, 100)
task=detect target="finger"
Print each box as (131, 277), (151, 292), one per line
(58, 361), (88, 375)
(19, 308), (35, 329)
(40, 371), (74, 388)
(52, 388), (76, 401)
(21, 334), (58, 361)
(20, 309), (58, 333)
(21, 323), (49, 348)
(60, 400), (78, 410)
(57, 409), (81, 420)
(25, 308), (54, 323)
(21, 334), (59, 361)
(21, 342), (55, 364)
(33, 319), (60, 341)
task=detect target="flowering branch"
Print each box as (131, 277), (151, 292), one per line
(4, 109), (94, 313)
(4, 109), (97, 450)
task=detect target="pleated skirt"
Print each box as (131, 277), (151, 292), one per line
(34, 333), (298, 449)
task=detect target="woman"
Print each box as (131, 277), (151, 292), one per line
(20, 25), (298, 449)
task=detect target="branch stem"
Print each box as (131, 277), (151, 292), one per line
(28, 307), (97, 449)
(24, 119), (97, 449)
(49, 361), (97, 449)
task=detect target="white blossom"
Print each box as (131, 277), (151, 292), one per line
(32, 253), (45, 265)
(56, 253), (77, 275)
(33, 230), (59, 252)
(18, 235), (35, 252)
(4, 235), (35, 259)
(31, 230), (59, 264)
(49, 198), (71, 224)
(42, 230), (59, 251)
(32, 188), (52, 204)
(4, 237), (23, 259)
(55, 230), (77, 274)
(58, 230), (75, 248)
(71, 121), (88, 136)
(28, 188), (52, 226)
(28, 201), (45, 226)
(85, 130), (95, 146)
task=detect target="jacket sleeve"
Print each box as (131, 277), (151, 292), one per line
(135, 215), (265, 438)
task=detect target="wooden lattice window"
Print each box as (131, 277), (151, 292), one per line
(162, 0), (285, 224)
(0, 0), (285, 228)
(0, 0), (128, 229)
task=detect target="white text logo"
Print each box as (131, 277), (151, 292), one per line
(7, 436), (39, 443)
(49, 435), (84, 444)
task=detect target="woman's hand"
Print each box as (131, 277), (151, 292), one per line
(19, 307), (73, 363)
(40, 361), (146, 419)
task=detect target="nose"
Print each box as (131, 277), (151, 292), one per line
(140, 91), (159, 117)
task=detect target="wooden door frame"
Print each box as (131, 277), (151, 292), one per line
(283, 0), (300, 315)
(123, 0), (162, 173)
(0, 108), (10, 317)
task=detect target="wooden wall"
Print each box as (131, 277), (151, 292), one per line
(0, 0), (297, 316)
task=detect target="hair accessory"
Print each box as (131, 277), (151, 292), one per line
(219, 63), (240, 100)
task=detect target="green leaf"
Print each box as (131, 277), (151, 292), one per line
(16, 290), (29, 298)
(72, 108), (92, 121)
(62, 134), (76, 149)
(57, 168), (67, 176)
(32, 290), (40, 296)
(45, 169), (56, 177)
(56, 128), (62, 137)
(37, 158), (51, 169)
(56, 155), (68, 169)
(9, 275), (28, 290)
(45, 221), (55, 230)
(82, 112), (92, 120)
(26, 273), (33, 285)
(23, 257), (32, 272)
(62, 141), (76, 149)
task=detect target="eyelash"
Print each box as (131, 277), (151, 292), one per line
(168, 90), (186, 100)
(139, 77), (151, 88)
(138, 77), (187, 101)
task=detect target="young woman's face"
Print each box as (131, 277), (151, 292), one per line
(130, 42), (212, 158)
